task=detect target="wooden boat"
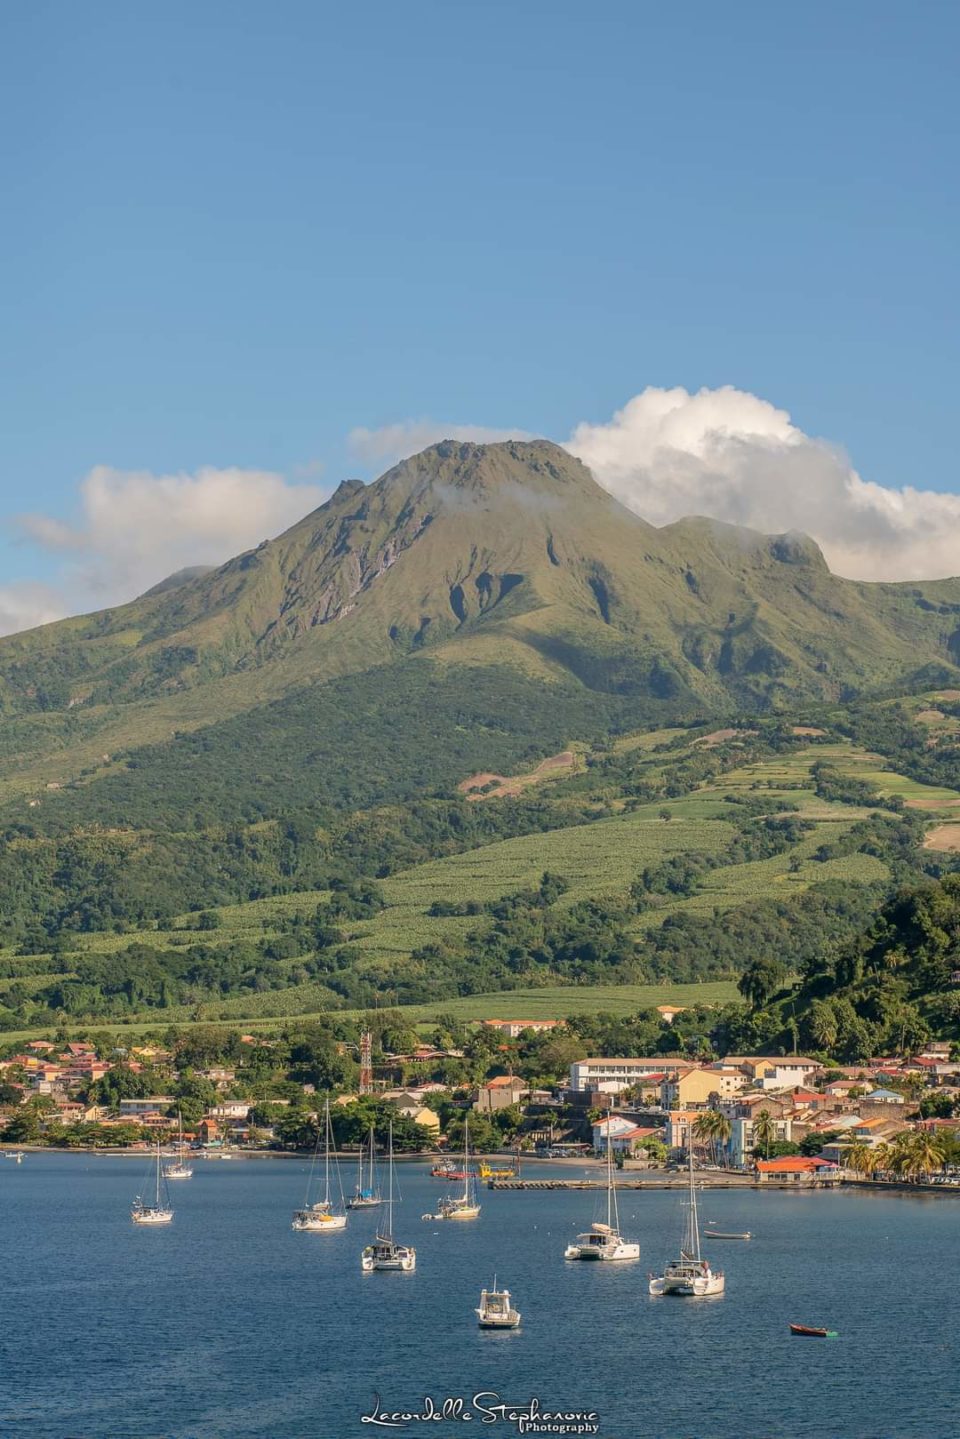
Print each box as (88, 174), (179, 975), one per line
(789, 1324), (838, 1338)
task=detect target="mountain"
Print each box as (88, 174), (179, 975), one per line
(2, 438), (960, 808)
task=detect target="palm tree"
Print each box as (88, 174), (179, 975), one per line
(692, 1111), (721, 1165)
(906, 1130), (944, 1182)
(843, 1142), (876, 1178)
(871, 1141), (893, 1179)
(753, 1109), (776, 1160)
(713, 1110), (732, 1166)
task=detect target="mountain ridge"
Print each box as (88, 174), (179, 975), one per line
(1, 438), (959, 804)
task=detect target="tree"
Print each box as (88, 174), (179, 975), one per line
(738, 958), (788, 1011)
(842, 1142), (876, 1177)
(752, 1109), (776, 1160)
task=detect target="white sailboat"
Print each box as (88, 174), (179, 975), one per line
(649, 1151), (725, 1296)
(292, 1098), (347, 1232)
(361, 1122), (416, 1271)
(163, 1112), (193, 1180)
(476, 1276), (521, 1329)
(426, 1118), (481, 1222)
(564, 1128), (639, 1261)
(132, 1142), (174, 1225)
(347, 1125), (383, 1209)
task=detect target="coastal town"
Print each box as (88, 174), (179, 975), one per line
(2, 1007), (958, 1186)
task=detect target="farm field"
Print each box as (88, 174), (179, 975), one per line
(0, 978), (740, 1046)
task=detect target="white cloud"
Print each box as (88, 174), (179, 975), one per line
(0, 582), (67, 637)
(5, 464), (329, 636)
(565, 385), (960, 582)
(348, 420), (534, 470)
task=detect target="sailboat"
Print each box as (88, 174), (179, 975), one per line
(428, 1118), (481, 1221)
(292, 1098), (347, 1232)
(361, 1122), (416, 1271)
(649, 1150), (724, 1296)
(347, 1125), (383, 1209)
(163, 1112), (193, 1180)
(564, 1128), (639, 1261)
(132, 1142), (174, 1225)
(476, 1276), (521, 1329)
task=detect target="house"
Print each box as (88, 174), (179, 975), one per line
(663, 1110), (703, 1152)
(118, 1097), (174, 1117)
(661, 1067), (745, 1110)
(482, 1019), (563, 1039)
(205, 1102), (251, 1121)
(26, 1040), (56, 1053)
(474, 1076), (526, 1113)
(754, 1156), (838, 1182)
(198, 1118), (219, 1145)
(862, 1088), (906, 1106)
(656, 1006), (687, 1024)
(592, 1116), (661, 1155)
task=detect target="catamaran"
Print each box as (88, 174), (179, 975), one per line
(361, 1122), (416, 1271)
(564, 1128), (639, 1261)
(132, 1142), (174, 1225)
(476, 1276), (521, 1329)
(347, 1125), (383, 1209)
(428, 1119), (481, 1222)
(292, 1098), (347, 1232)
(649, 1151), (725, 1296)
(163, 1112), (193, 1180)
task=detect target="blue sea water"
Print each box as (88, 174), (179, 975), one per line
(1, 1153), (958, 1439)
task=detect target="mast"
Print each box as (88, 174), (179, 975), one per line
(368, 1125), (375, 1194)
(463, 1117), (471, 1204)
(385, 1122), (394, 1240)
(155, 1141), (161, 1208)
(323, 1099), (331, 1206)
(685, 1149), (701, 1260)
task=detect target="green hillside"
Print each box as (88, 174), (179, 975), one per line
(3, 439), (960, 818)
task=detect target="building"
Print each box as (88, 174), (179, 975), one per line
(118, 1097), (174, 1117)
(591, 1116), (661, 1155)
(398, 1105), (440, 1138)
(482, 1019), (563, 1039)
(656, 1006), (687, 1025)
(754, 1156), (838, 1183)
(661, 1067), (746, 1110)
(568, 1057), (691, 1096)
(474, 1076), (527, 1112)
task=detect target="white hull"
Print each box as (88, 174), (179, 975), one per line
(362, 1244), (416, 1272)
(164, 1166), (193, 1180)
(649, 1271), (725, 1296)
(478, 1314), (521, 1328)
(565, 1241), (640, 1262)
(347, 1196), (383, 1209)
(293, 1209), (347, 1232)
(132, 1208), (173, 1225)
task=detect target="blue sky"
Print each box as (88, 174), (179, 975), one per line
(2, 1), (958, 626)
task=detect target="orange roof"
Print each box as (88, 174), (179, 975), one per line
(756, 1156), (834, 1173)
(484, 1075), (524, 1088)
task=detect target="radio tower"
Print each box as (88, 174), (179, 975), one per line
(359, 1029), (373, 1095)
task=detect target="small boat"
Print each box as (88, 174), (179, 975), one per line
(163, 1112), (193, 1181)
(565, 1129), (639, 1262)
(347, 1125), (383, 1209)
(132, 1143), (174, 1225)
(790, 1324), (838, 1338)
(361, 1122), (415, 1271)
(476, 1277), (521, 1329)
(292, 1099), (347, 1233)
(649, 1152), (724, 1296)
(706, 1230), (752, 1240)
(5, 1151), (24, 1164)
(477, 1159), (518, 1180)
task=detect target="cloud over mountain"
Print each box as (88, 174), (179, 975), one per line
(565, 386), (960, 582)
(6, 465), (328, 635)
(358, 387), (960, 582)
